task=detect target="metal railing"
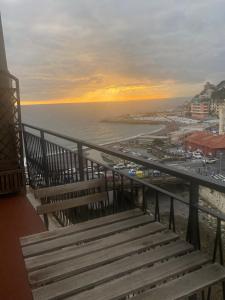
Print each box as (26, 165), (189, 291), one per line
(22, 123), (225, 298)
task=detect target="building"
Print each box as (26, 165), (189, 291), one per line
(209, 81), (225, 115)
(190, 98), (210, 120)
(219, 104), (225, 135)
(185, 131), (225, 155)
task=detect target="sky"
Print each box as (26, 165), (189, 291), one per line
(1, 0), (225, 105)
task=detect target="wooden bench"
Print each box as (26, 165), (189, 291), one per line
(35, 179), (107, 229)
(19, 209), (225, 300)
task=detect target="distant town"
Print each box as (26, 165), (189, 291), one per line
(97, 81), (225, 213)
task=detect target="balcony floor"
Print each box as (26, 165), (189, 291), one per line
(0, 193), (45, 300)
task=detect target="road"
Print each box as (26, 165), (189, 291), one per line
(167, 157), (225, 178)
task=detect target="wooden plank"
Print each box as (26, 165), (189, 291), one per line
(65, 251), (209, 300)
(20, 209), (143, 247)
(29, 231), (178, 287)
(34, 178), (105, 199)
(26, 222), (165, 271)
(23, 214), (152, 258)
(36, 192), (108, 215)
(135, 263), (225, 300)
(32, 240), (193, 300)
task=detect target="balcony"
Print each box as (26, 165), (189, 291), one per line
(1, 123), (225, 299)
(0, 193), (45, 300)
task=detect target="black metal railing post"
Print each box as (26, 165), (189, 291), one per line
(22, 125), (31, 186)
(77, 143), (84, 181)
(207, 218), (225, 300)
(169, 197), (176, 232)
(186, 182), (201, 250)
(155, 191), (160, 222)
(40, 130), (49, 186)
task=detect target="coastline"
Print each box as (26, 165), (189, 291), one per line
(101, 125), (166, 146)
(101, 119), (168, 125)
(87, 125), (165, 163)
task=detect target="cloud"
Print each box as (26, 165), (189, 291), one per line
(1, 0), (225, 102)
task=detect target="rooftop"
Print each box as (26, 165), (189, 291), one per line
(186, 131), (225, 149)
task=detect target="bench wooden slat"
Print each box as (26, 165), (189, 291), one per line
(22, 215), (153, 258)
(32, 240), (193, 300)
(34, 179), (105, 199)
(135, 263), (225, 300)
(29, 231), (178, 287)
(36, 192), (108, 215)
(65, 251), (209, 300)
(26, 222), (165, 271)
(20, 209), (143, 247)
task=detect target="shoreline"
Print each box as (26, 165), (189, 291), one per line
(101, 119), (168, 125)
(87, 125), (165, 164)
(100, 125), (166, 147)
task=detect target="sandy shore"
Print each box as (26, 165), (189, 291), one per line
(86, 125), (166, 163)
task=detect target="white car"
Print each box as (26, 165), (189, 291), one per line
(127, 163), (138, 168)
(113, 163), (126, 170)
(203, 158), (217, 164)
(192, 153), (202, 159)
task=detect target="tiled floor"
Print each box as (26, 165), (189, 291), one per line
(0, 193), (45, 300)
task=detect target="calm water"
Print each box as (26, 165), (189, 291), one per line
(21, 98), (186, 146)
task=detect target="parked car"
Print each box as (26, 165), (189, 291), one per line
(203, 158), (217, 164)
(127, 163), (138, 168)
(192, 152), (203, 159)
(136, 170), (144, 178)
(113, 163), (126, 170)
(153, 170), (161, 177)
(128, 169), (136, 176)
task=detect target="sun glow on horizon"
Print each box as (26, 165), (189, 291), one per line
(21, 83), (173, 106)
(21, 96), (171, 106)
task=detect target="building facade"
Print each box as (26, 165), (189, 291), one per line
(191, 98), (210, 120)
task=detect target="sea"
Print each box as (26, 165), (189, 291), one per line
(21, 98), (187, 147)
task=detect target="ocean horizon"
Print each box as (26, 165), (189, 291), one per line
(21, 97), (187, 147)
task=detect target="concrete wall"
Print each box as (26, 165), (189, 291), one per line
(199, 186), (225, 214)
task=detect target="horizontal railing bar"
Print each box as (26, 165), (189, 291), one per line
(22, 123), (225, 193)
(23, 127), (225, 221)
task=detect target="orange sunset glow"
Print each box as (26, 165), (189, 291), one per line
(21, 84), (172, 105)
(20, 80), (201, 105)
